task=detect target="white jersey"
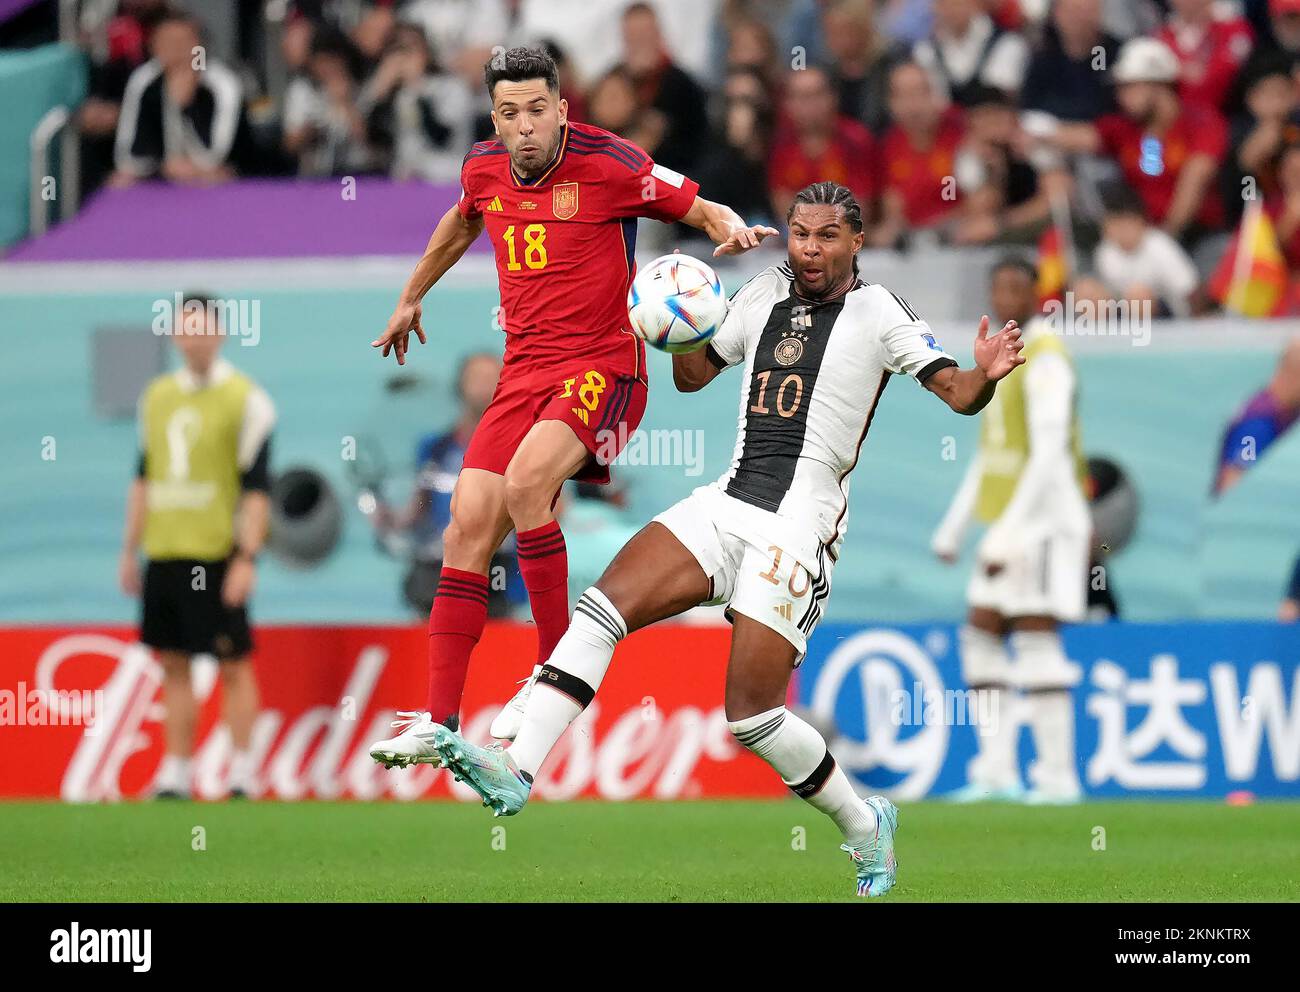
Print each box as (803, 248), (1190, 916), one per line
(706, 265), (958, 562)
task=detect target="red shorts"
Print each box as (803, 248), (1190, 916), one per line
(462, 361), (649, 485)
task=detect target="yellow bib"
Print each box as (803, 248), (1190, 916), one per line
(974, 332), (1087, 523)
(140, 370), (252, 560)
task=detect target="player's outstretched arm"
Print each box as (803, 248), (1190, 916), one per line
(680, 196), (779, 257)
(372, 204), (484, 365)
(924, 316), (1025, 415)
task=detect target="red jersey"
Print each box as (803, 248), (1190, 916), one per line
(1096, 104), (1228, 229)
(1157, 16), (1253, 112)
(458, 121), (700, 375)
(879, 109), (965, 226)
(768, 116), (877, 209)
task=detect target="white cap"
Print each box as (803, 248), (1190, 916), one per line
(1111, 37), (1180, 85)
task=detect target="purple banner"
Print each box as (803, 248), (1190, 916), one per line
(0, 0), (44, 24)
(6, 179), (490, 262)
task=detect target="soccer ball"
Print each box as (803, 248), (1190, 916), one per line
(627, 253), (727, 354)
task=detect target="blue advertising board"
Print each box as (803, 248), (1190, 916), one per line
(796, 622), (1300, 798)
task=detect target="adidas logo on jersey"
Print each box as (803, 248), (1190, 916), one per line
(774, 602), (793, 621)
(485, 196), (505, 212)
(571, 407), (589, 426)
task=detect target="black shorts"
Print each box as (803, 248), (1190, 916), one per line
(141, 558), (253, 660)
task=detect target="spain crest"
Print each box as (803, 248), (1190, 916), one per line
(553, 182), (579, 220)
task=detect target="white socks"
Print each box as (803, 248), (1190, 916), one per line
(728, 706), (876, 847)
(229, 749), (256, 793)
(1010, 630), (1081, 796)
(509, 588), (626, 778)
(156, 754), (192, 794)
(958, 625), (1020, 790)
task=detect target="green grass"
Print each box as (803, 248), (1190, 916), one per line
(1, 799), (1297, 902)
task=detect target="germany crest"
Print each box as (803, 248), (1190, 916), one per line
(553, 182), (579, 220)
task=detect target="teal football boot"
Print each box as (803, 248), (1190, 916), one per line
(840, 795), (899, 898)
(431, 725), (532, 817)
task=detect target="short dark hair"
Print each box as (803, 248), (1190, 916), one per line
(178, 289), (221, 332)
(787, 181), (864, 233)
(990, 254), (1038, 285)
(1099, 181), (1147, 219)
(484, 46), (560, 98)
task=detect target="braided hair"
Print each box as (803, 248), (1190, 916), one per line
(786, 181), (864, 273)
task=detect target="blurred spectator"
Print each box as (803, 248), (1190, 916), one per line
(78, 0), (172, 194)
(616, 2), (709, 173)
(588, 67), (667, 155)
(1212, 336), (1300, 495)
(1232, 51), (1300, 206)
(871, 60), (965, 247)
(782, 0), (832, 69)
(912, 0), (1029, 107)
(1233, 0), (1300, 112)
(282, 9), (316, 78)
(112, 12), (248, 187)
(821, 0), (906, 134)
(400, 0), (509, 85)
(1156, 0), (1254, 113)
(768, 65), (877, 221)
(1265, 141), (1300, 277)
(879, 0), (936, 46)
(1021, 0), (1120, 123)
(542, 40), (588, 125)
(951, 84), (1047, 243)
(283, 28), (380, 176)
(372, 353), (520, 616)
(1042, 37), (1228, 245)
(696, 68), (775, 225)
(727, 13), (782, 91)
(351, 3), (398, 74)
(1082, 182), (1201, 317)
(362, 22), (473, 182)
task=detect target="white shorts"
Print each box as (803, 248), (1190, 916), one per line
(966, 527), (1089, 622)
(652, 486), (832, 659)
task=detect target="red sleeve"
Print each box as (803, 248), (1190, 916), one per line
(1190, 109), (1228, 162)
(457, 156), (482, 221)
(606, 143), (700, 222)
(1094, 114), (1127, 155)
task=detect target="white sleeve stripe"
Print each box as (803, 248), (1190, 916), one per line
(114, 61), (162, 174)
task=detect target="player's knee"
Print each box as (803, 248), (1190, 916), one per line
(725, 688), (786, 725)
(501, 467), (550, 522)
(442, 509), (496, 561)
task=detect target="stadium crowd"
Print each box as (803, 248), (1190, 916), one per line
(23, 0), (1300, 314)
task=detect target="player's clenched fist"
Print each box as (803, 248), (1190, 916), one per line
(372, 300), (426, 365)
(972, 315), (1025, 382)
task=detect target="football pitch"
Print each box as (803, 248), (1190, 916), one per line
(2, 799), (1297, 903)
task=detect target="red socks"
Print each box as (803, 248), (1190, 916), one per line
(515, 520), (570, 666)
(426, 567), (488, 725)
